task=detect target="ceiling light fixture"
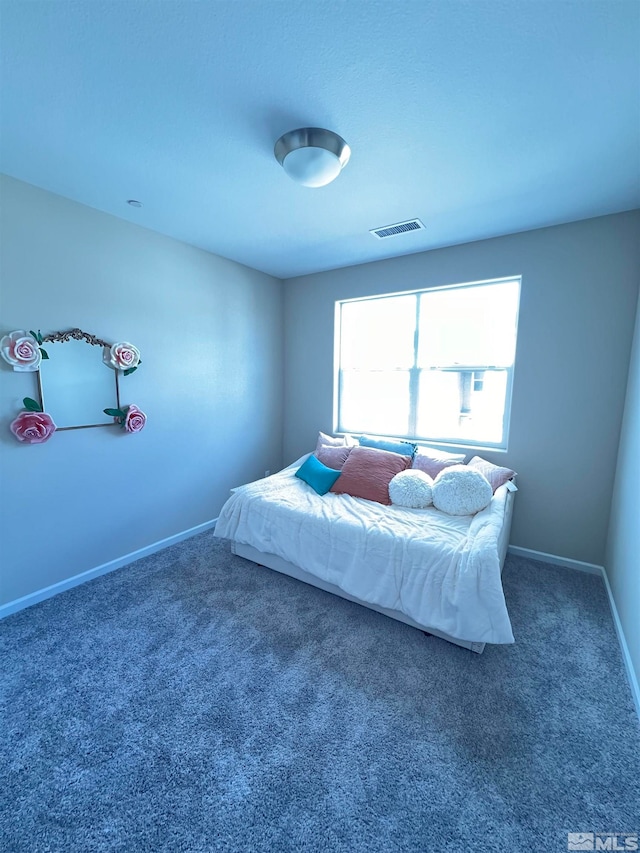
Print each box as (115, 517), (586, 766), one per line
(127, 199), (143, 208)
(274, 128), (350, 188)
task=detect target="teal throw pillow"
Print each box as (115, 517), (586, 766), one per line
(359, 435), (417, 457)
(295, 454), (341, 495)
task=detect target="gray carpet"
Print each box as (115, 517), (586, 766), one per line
(1, 534), (638, 853)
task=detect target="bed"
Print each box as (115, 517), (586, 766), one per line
(214, 454), (516, 654)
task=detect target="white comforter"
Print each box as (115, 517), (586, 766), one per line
(214, 461), (514, 644)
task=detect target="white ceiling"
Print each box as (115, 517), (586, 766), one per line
(1, 0), (639, 279)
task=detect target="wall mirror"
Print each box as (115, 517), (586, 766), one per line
(2, 328), (145, 444)
(38, 334), (120, 429)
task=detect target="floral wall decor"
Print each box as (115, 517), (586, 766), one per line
(103, 403), (147, 433)
(10, 398), (56, 444)
(103, 341), (141, 375)
(1, 327), (147, 445)
(0, 330), (49, 372)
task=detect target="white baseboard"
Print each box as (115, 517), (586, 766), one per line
(507, 544), (639, 721)
(601, 569), (640, 722)
(0, 518), (219, 620)
(507, 545), (604, 575)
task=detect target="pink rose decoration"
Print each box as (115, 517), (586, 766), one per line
(124, 404), (146, 433)
(0, 330), (42, 372)
(105, 342), (141, 371)
(10, 411), (56, 444)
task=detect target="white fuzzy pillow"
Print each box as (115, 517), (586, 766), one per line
(431, 465), (492, 515)
(388, 470), (434, 508)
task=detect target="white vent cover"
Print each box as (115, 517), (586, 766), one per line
(370, 219), (424, 239)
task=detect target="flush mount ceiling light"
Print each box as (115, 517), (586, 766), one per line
(274, 128), (350, 188)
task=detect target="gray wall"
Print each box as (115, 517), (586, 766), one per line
(0, 175), (284, 606)
(606, 293), (640, 689)
(283, 212), (640, 566)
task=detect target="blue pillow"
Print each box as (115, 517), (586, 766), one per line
(295, 454), (341, 495)
(359, 435), (417, 457)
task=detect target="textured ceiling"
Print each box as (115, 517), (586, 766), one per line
(1, 0), (639, 279)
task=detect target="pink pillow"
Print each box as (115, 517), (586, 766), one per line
(315, 431), (346, 452)
(330, 446), (412, 505)
(467, 456), (516, 493)
(315, 445), (352, 470)
(412, 447), (466, 478)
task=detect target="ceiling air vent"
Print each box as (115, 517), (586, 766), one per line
(370, 219), (424, 239)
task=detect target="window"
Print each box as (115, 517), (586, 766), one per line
(334, 277), (520, 449)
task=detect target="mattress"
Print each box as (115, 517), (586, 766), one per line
(215, 460), (514, 644)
